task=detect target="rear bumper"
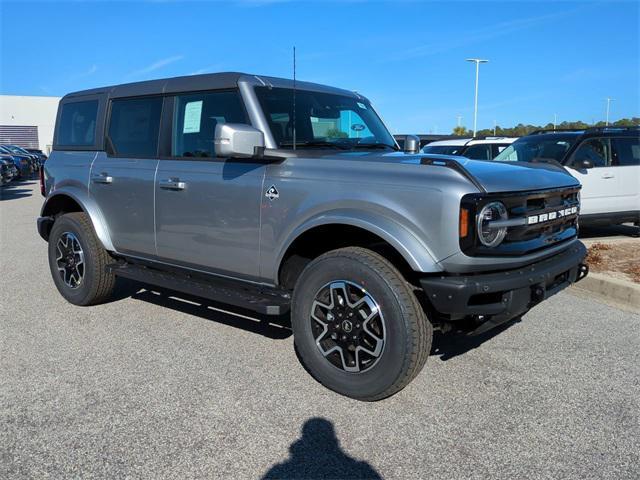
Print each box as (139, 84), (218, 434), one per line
(420, 242), (588, 324)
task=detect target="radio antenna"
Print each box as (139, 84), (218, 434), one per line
(292, 46), (297, 151)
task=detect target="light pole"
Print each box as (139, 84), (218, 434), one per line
(466, 58), (488, 136)
(553, 113), (557, 131)
(605, 97), (614, 126)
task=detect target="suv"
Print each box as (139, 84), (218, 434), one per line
(38, 73), (588, 400)
(494, 128), (640, 226)
(422, 137), (518, 160)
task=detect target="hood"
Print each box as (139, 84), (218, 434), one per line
(435, 156), (578, 193)
(393, 151), (578, 193)
(282, 149), (579, 193)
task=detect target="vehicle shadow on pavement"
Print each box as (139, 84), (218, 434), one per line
(580, 224), (639, 238)
(262, 417), (381, 480)
(127, 282), (292, 340)
(0, 180), (36, 201)
(430, 318), (520, 361)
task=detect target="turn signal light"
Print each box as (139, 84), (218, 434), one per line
(459, 208), (469, 238)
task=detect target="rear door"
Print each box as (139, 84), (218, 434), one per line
(610, 136), (640, 213)
(89, 96), (162, 256)
(154, 90), (265, 280)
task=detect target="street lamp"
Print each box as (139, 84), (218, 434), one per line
(605, 97), (614, 126)
(466, 58), (488, 136)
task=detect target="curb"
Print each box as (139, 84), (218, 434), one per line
(571, 272), (640, 314)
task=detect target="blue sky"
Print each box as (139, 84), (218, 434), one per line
(1, 0), (638, 133)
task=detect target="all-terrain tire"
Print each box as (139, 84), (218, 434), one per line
(291, 247), (432, 401)
(48, 212), (116, 306)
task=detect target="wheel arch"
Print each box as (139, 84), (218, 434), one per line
(40, 189), (115, 251)
(275, 211), (441, 289)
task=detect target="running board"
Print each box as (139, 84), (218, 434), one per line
(107, 263), (290, 316)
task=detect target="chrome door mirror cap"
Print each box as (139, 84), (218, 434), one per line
(214, 123), (265, 158)
(403, 135), (420, 154)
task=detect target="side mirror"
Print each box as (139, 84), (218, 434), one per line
(214, 123), (265, 158)
(577, 158), (594, 169)
(403, 135), (420, 154)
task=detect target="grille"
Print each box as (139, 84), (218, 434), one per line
(461, 187), (580, 256)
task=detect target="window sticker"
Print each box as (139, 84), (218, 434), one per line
(183, 101), (203, 133)
(357, 102), (367, 110)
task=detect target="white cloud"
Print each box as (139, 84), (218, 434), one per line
(127, 55), (184, 78)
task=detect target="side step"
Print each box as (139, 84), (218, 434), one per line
(107, 263), (291, 316)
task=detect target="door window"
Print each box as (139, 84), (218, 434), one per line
(611, 137), (640, 166)
(108, 97), (163, 157)
(572, 138), (611, 167)
(57, 100), (98, 146)
(462, 144), (491, 160)
(172, 91), (247, 158)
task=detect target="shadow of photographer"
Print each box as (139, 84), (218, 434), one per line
(262, 417), (381, 480)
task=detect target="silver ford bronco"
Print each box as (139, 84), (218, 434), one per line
(38, 73), (588, 400)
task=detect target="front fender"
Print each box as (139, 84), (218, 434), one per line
(273, 208), (442, 282)
(40, 187), (116, 252)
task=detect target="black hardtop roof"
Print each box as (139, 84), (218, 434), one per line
(62, 71), (361, 101)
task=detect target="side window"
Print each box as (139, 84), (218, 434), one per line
(108, 97), (163, 157)
(463, 144), (491, 160)
(572, 138), (611, 167)
(611, 137), (640, 166)
(57, 100), (98, 146)
(172, 90), (246, 158)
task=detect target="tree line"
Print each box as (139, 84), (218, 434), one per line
(451, 117), (639, 137)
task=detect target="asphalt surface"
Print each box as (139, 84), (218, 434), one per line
(1, 180), (639, 480)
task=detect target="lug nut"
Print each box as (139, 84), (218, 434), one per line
(326, 312), (334, 321)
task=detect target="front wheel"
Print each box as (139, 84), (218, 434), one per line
(291, 247), (432, 401)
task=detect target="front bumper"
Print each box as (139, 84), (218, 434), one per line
(420, 242), (588, 327)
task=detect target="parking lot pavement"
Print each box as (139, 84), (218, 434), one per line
(1, 181), (639, 480)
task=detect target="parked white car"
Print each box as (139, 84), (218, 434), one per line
(493, 128), (640, 226)
(422, 137), (518, 160)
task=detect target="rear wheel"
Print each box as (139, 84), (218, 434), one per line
(48, 212), (116, 306)
(291, 247), (432, 401)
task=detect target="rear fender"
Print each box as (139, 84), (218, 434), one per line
(40, 187), (115, 252)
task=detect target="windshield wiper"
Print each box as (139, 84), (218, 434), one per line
(279, 140), (350, 150)
(352, 143), (398, 151)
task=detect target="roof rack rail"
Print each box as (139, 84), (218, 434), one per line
(528, 125), (639, 136)
(584, 125), (640, 133)
(527, 128), (585, 135)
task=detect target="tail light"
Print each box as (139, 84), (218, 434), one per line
(40, 167), (45, 196)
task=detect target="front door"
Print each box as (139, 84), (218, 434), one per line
(154, 90), (265, 280)
(567, 137), (620, 215)
(89, 96), (163, 256)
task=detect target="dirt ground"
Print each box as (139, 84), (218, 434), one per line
(585, 240), (640, 283)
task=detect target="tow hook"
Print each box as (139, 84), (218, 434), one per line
(576, 264), (589, 282)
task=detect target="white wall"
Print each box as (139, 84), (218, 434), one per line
(0, 95), (61, 153)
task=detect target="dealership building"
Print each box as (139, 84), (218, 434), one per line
(0, 95), (61, 154)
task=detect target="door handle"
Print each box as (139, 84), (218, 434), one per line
(601, 173), (615, 179)
(92, 173), (113, 184)
(159, 178), (187, 190)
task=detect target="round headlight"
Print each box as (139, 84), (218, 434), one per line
(477, 201), (508, 247)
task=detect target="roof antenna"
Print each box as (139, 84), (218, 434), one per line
(293, 46), (297, 151)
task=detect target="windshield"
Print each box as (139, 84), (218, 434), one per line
(493, 135), (580, 163)
(255, 87), (396, 150)
(422, 145), (464, 155)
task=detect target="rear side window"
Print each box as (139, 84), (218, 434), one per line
(172, 90), (246, 158)
(108, 97), (163, 157)
(57, 100), (98, 146)
(612, 137), (640, 166)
